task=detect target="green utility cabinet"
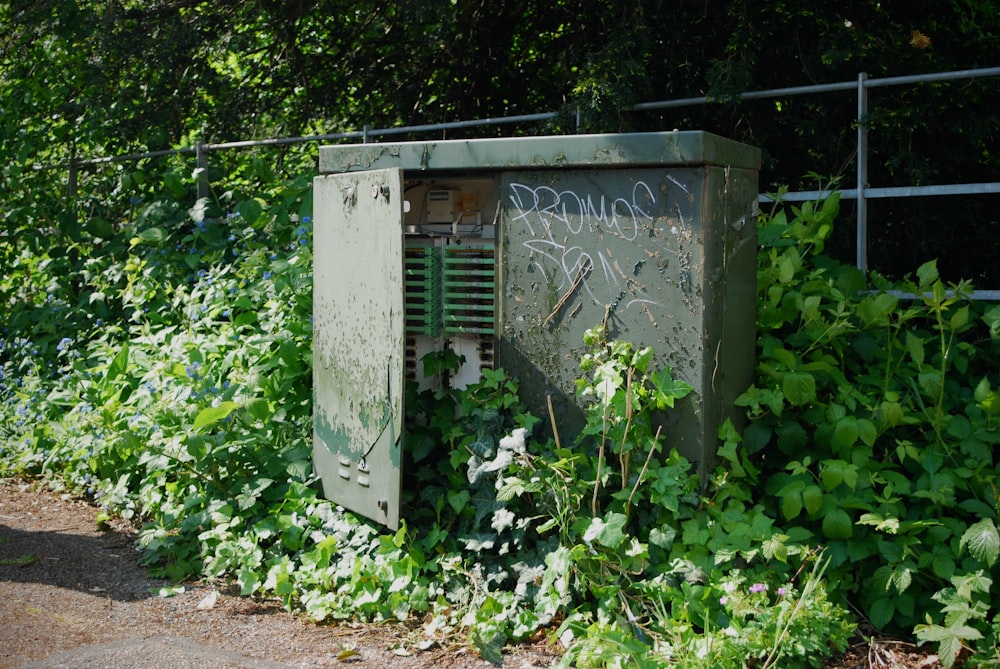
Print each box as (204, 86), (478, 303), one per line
(313, 131), (760, 528)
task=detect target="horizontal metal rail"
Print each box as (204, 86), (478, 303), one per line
(35, 66), (1000, 298)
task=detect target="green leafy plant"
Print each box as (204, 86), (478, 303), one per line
(743, 184), (1000, 663)
(914, 518), (1000, 667)
(493, 325), (852, 667)
(26, 165), (1000, 667)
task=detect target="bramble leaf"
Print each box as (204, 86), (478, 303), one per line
(782, 371), (816, 407)
(960, 519), (1000, 567)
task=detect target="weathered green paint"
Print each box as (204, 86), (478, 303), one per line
(314, 131), (760, 526)
(496, 164), (758, 468)
(319, 131), (760, 174)
(312, 168), (405, 529)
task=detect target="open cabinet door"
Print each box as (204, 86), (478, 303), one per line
(312, 168), (404, 529)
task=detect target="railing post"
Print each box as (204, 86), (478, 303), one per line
(363, 124), (371, 144)
(196, 143), (209, 201)
(67, 158), (78, 200)
(856, 72), (869, 273)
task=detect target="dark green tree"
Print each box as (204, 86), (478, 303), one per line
(2, 0), (999, 281)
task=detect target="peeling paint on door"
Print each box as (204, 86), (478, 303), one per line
(312, 168), (404, 529)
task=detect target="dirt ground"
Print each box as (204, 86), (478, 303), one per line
(0, 477), (947, 668)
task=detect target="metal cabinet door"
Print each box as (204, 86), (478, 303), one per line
(313, 168), (404, 529)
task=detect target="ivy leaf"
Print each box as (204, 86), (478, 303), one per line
(237, 567), (260, 596)
(650, 367), (692, 408)
(649, 525), (676, 549)
(472, 628), (506, 665)
(960, 518), (1000, 567)
(151, 585), (186, 597)
(583, 512), (628, 549)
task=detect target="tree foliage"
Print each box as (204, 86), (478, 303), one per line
(2, 0), (999, 276)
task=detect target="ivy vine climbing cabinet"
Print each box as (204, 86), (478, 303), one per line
(313, 132), (760, 528)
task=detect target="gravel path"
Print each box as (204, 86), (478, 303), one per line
(0, 478), (559, 669)
(0, 477), (949, 669)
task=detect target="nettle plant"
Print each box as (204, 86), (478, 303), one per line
(742, 188), (1000, 666)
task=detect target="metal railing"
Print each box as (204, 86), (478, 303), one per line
(51, 66), (1000, 298)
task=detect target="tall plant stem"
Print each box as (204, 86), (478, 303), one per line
(547, 394), (562, 451)
(618, 368), (634, 490)
(592, 403), (608, 517)
(625, 425), (662, 519)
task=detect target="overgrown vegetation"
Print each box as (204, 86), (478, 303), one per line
(4, 1), (1000, 283)
(1, 161), (998, 666)
(745, 186), (1000, 666)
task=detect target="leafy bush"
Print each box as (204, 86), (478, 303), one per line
(743, 186), (1000, 666)
(31, 162), (1000, 666)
